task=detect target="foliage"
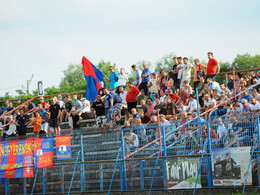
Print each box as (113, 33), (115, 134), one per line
(232, 53), (260, 70)
(154, 52), (176, 73)
(96, 60), (118, 87)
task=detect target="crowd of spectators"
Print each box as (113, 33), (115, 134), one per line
(1, 52), (260, 156)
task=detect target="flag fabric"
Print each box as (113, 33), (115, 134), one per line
(34, 137), (54, 169)
(56, 135), (72, 160)
(0, 139), (33, 178)
(82, 56), (106, 102)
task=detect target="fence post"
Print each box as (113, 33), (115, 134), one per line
(61, 165), (64, 194)
(162, 127), (167, 190)
(23, 178), (27, 195)
(99, 163), (104, 192)
(207, 122), (213, 188)
(196, 88), (202, 139)
(120, 130), (127, 191)
(257, 117), (260, 188)
(140, 160), (144, 191)
(80, 135), (85, 192)
(232, 67), (236, 100)
(5, 178), (9, 195)
(225, 73), (228, 84)
(42, 168), (46, 195)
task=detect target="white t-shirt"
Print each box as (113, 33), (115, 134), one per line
(160, 95), (167, 104)
(182, 63), (194, 80)
(250, 101), (260, 110)
(217, 124), (227, 138)
(177, 64), (184, 79)
(129, 133), (139, 147)
(180, 106), (188, 112)
(235, 103), (243, 113)
(118, 74), (128, 86)
(120, 91), (127, 104)
(204, 98), (211, 107)
(82, 99), (91, 112)
(188, 99), (197, 112)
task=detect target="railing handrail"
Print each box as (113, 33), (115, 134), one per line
(215, 67), (260, 75)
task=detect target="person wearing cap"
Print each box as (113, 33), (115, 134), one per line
(15, 108), (30, 136)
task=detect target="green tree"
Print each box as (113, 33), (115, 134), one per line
(215, 61), (232, 84)
(154, 52), (176, 73)
(130, 60), (153, 77)
(96, 60), (118, 87)
(232, 53), (260, 70)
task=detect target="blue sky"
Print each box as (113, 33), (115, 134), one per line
(0, 0), (260, 96)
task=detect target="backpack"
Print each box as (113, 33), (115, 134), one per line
(110, 92), (122, 104)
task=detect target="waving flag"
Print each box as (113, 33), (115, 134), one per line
(82, 56), (106, 102)
(56, 135), (72, 160)
(0, 139), (33, 178)
(34, 137), (54, 168)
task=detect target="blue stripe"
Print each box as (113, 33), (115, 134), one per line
(0, 141), (10, 178)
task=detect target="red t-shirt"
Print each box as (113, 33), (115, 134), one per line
(171, 93), (179, 102)
(126, 86), (140, 102)
(206, 58), (218, 75)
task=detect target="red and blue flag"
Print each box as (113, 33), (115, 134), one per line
(0, 139), (33, 178)
(56, 135), (72, 160)
(34, 137), (54, 169)
(82, 56), (106, 102)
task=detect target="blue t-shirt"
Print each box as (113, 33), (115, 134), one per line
(239, 94), (252, 103)
(209, 81), (221, 94)
(105, 93), (113, 109)
(141, 68), (151, 83)
(28, 103), (36, 110)
(40, 109), (48, 120)
(73, 99), (83, 109)
(109, 72), (119, 88)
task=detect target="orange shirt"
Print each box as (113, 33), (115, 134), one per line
(194, 64), (206, 82)
(32, 116), (42, 132)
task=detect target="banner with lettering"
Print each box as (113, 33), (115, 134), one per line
(55, 135), (72, 160)
(164, 158), (201, 189)
(34, 137), (54, 168)
(211, 147), (252, 186)
(0, 139), (33, 178)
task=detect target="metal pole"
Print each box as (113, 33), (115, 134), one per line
(42, 168), (46, 195)
(243, 138), (257, 194)
(232, 67), (236, 100)
(196, 88), (202, 138)
(120, 161), (124, 192)
(80, 135), (85, 192)
(257, 118), (260, 188)
(140, 160), (144, 191)
(99, 163), (104, 192)
(162, 127), (167, 191)
(120, 130), (127, 191)
(5, 178), (9, 195)
(68, 151), (81, 195)
(207, 122), (213, 188)
(193, 141), (207, 195)
(108, 148), (121, 195)
(31, 168), (39, 195)
(23, 178), (27, 195)
(61, 165), (64, 194)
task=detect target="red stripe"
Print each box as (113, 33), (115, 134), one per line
(82, 56), (96, 79)
(4, 140), (17, 178)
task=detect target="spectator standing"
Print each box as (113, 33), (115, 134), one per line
(98, 81), (106, 96)
(227, 75), (234, 91)
(147, 73), (158, 102)
(181, 57), (194, 87)
(107, 66), (119, 91)
(193, 59), (206, 89)
(103, 88), (113, 128)
(72, 93), (83, 111)
(176, 57), (184, 93)
(62, 95), (75, 126)
(49, 97), (61, 136)
(15, 109), (30, 136)
(31, 111), (42, 137)
(140, 99), (148, 114)
(138, 62), (151, 102)
(205, 52), (220, 82)
(126, 81), (140, 113)
(172, 57), (179, 90)
(116, 68), (128, 94)
(240, 91), (252, 103)
(38, 104), (49, 134)
(153, 96), (165, 115)
(131, 64), (142, 87)
(57, 95), (65, 110)
(119, 86), (127, 105)
(147, 98), (156, 116)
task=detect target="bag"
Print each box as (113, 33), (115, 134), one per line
(197, 65), (205, 79)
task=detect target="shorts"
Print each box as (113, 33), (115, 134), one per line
(105, 109), (113, 122)
(50, 118), (60, 128)
(138, 82), (149, 96)
(113, 103), (122, 115)
(96, 115), (107, 126)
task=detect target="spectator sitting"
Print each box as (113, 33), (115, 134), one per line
(153, 96), (165, 115)
(239, 91), (252, 103)
(60, 95), (75, 123)
(186, 94), (198, 113)
(124, 130), (139, 155)
(70, 108), (82, 142)
(114, 114), (125, 128)
(233, 100), (243, 113)
(219, 83), (232, 97)
(134, 118), (147, 143)
(213, 119), (227, 148)
(140, 99), (147, 114)
(225, 129), (239, 147)
(250, 97), (260, 112)
(159, 90), (167, 106)
(72, 93), (83, 112)
(206, 77), (221, 94)
(2, 116), (16, 138)
(147, 73), (158, 102)
(78, 96), (91, 118)
(178, 102), (188, 112)
(235, 119), (255, 146)
(57, 94), (65, 110)
(147, 98), (156, 116)
(251, 88), (260, 101)
(119, 86), (127, 106)
(252, 78), (260, 92)
(250, 71), (259, 85)
(227, 74), (234, 91)
(183, 131), (197, 155)
(165, 96), (178, 119)
(138, 109), (150, 124)
(168, 88), (179, 103)
(241, 99), (251, 113)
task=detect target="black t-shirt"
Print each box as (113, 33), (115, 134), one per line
(50, 103), (60, 119)
(141, 106), (148, 114)
(16, 114), (29, 130)
(91, 101), (105, 116)
(172, 64), (178, 81)
(72, 114), (80, 129)
(166, 102), (178, 115)
(98, 88), (105, 96)
(154, 104), (165, 114)
(65, 100), (74, 112)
